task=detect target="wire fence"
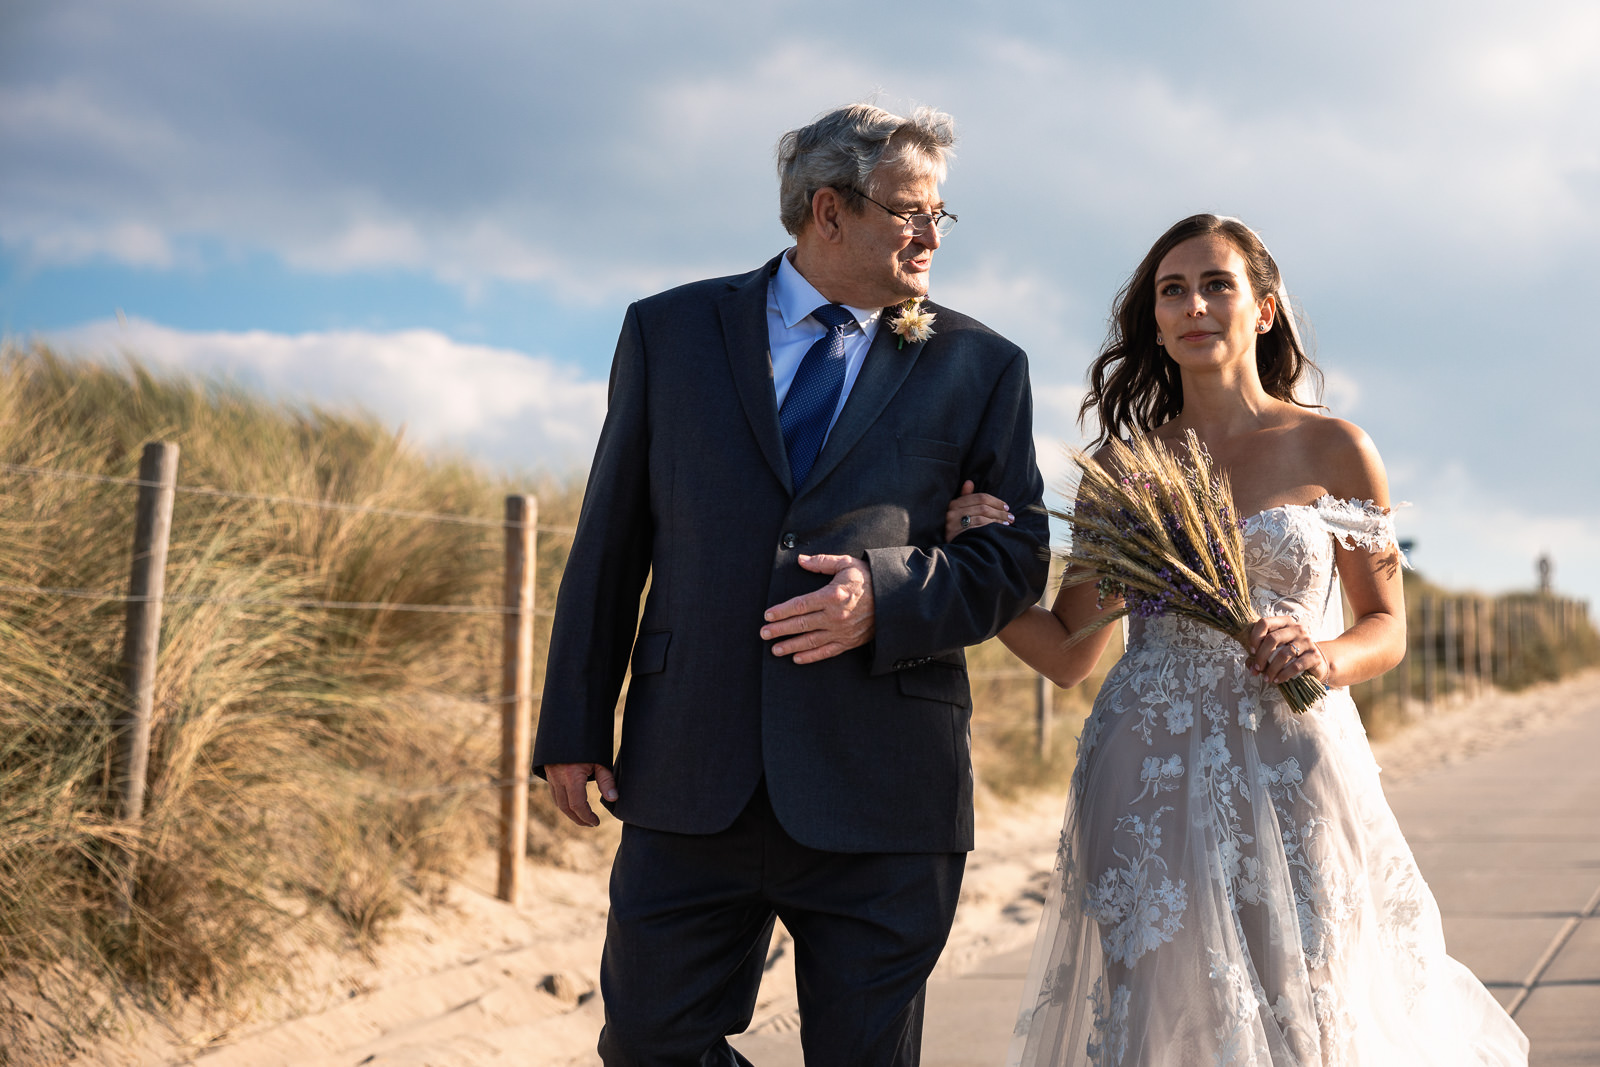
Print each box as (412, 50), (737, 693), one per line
(0, 460), (578, 534)
(1352, 589), (1597, 720)
(1, 447), (570, 896)
(2, 446), (1077, 889)
(10, 446), (1594, 906)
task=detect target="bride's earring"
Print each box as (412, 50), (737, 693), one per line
(1257, 322), (1269, 333)
(1156, 334), (1164, 346)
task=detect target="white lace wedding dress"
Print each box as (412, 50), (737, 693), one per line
(1006, 498), (1529, 1066)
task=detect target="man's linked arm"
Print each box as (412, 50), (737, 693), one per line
(863, 344), (1049, 673)
(531, 303), (653, 777)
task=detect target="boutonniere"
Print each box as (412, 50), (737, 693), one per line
(889, 297), (936, 349)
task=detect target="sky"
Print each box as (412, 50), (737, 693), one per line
(2, 0), (1598, 607)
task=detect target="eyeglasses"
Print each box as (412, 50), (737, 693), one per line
(847, 188), (958, 238)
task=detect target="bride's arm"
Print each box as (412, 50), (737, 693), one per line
(1248, 419), (1407, 688)
(998, 574), (1123, 689)
(1318, 424), (1407, 686)
(1316, 544), (1406, 688)
(945, 479), (1122, 689)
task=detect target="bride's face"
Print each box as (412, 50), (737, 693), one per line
(1152, 234), (1273, 373)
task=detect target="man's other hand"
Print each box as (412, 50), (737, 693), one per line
(546, 763), (617, 827)
(760, 553), (875, 664)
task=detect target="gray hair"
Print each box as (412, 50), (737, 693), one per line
(775, 104), (956, 236)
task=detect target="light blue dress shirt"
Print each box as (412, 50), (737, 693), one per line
(766, 250), (882, 439)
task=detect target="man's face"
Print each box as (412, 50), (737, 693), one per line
(833, 159), (943, 307)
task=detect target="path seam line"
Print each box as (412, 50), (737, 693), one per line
(1507, 881), (1600, 1018)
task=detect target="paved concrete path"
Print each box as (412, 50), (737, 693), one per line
(1382, 694), (1600, 1066)
(733, 693), (1600, 1066)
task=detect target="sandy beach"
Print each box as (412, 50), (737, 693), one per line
(82, 670), (1596, 1066)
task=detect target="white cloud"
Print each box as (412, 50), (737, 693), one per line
(5, 0), (1600, 610)
(1317, 369), (1362, 417)
(7, 3), (1600, 293)
(47, 318), (606, 473)
(287, 220), (428, 273)
(1391, 459), (1600, 606)
(25, 221), (174, 269)
(1455, 9), (1600, 108)
(939, 260), (1096, 370)
(1029, 382), (1092, 523)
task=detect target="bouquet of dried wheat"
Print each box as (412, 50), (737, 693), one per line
(1057, 430), (1327, 714)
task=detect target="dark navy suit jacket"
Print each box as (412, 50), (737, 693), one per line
(532, 254), (1049, 853)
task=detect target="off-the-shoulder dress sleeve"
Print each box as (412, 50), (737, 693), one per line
(1312, 494), (1410, 566)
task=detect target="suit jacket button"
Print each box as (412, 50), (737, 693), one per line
(781, 533), (796, 549)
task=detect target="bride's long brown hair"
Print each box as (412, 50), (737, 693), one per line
(1081, 214), (1323, 444)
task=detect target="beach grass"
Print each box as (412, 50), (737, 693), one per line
(0, 342), (581, 1060)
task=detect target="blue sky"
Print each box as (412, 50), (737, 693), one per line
(3, 0), (1599, 606)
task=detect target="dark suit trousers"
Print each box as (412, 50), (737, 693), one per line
(597, 782), (965, 1066)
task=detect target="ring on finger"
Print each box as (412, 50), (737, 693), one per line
(1288, 644), (1301, 657)
(960, 515), (971, 528)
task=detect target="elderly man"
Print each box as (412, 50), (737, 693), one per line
(533, 103), (1048, 1066)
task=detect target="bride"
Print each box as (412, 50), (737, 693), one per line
(948, 215), (1529, 1065)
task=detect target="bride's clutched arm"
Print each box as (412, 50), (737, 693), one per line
(945, 483), (1122, 689)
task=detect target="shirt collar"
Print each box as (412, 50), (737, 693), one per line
(775, 249), (881, 332)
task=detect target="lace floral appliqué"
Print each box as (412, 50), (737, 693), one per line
(1006, 496), (1528, 1067)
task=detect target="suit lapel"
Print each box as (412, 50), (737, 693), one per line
(717, 256), (792, 495)
(799, 307), (927, 498)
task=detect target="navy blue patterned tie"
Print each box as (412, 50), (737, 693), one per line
(779, 303), (854, 489)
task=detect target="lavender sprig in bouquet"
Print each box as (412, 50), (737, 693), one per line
(1055, 430), (1326, 714)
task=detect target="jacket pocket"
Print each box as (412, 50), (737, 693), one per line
(896, 659), (971, 708)
(631, 630), (671, 675)
(898, 435), (960, 465)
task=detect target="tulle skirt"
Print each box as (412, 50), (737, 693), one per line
(1006, 647), (1529, 1066)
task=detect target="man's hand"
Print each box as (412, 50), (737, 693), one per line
(760, 553), (875, 664)
(545, 762), (618, 827)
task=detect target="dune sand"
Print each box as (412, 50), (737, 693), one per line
(82, 669), (1594, 1066)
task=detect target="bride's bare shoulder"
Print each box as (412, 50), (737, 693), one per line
(1293, 412), (1389, 504)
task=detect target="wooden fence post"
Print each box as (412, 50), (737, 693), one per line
(113, 442), (179, 912)
(1464, 597), (1478, 699)
(1397, 626), (1412, 719)
(1494, 598), (1509, 684)
(1511, 600), (1525, 683)
(1420, 596), (1436, 711)
(498, 495), (537, 906)
(1474, 598), (1490, 695)
(1442, 598), (1458, 702)
(1034, 578), (1052, 756)
(1035, 673), (1053, 757)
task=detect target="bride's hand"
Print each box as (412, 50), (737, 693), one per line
(945, 480), (1012, 541)
(1246, 615), (1329, 686)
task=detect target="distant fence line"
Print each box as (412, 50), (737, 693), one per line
(6, 445), (1596, 908)
(1355, 591), (1594, 718)
(970, 586), (1598, 757)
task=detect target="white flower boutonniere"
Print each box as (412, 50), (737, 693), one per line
(890, 297), (936, 349)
